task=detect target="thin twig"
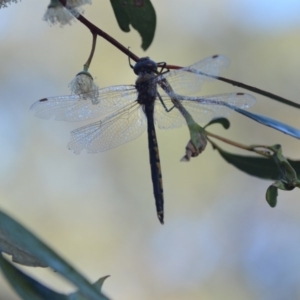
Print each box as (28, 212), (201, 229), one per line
(58, 0), (140, 62)
(84, 32), (97, 70)
(77, 14), (140, 62)
(205, 130), (271, 157)
(59, 1), (300, 111)
(166, 63), (300, 109)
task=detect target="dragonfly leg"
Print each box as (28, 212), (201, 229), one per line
(156, 62), (169, 75)
(157, 91), (175, 112)
(127, 47), (135, 69)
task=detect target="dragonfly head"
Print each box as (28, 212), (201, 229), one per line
(133, 57), (157, 75)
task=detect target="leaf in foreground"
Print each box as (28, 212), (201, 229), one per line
(0, 209), (109, 300)
(0, 254), (66, 300)
(0, 230), (47, 268)
(68, 276), (110, 300)
(0, 254), (109, 300)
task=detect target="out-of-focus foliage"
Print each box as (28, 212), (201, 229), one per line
(0, 209), (109, 300)
(110, 0), (156, 50)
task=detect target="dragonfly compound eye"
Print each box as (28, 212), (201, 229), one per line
(133, 57), (157, 75)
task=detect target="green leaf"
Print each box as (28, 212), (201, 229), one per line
(215, 147), (300, 180)
(0, 255), (110, 300)
(0, 254), (67, 300)
(204, 117), (230, 129)
(110, 0), (156, 50)
(0, 231), (47, 268)
(68, 276), (110, 300)
(0, 209), (109, 300)
(266, 184), (278, 207)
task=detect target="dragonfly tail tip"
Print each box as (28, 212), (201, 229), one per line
(158, 214), (164, 225)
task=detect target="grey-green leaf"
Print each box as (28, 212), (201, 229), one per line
(68, 276), (110, 300)
(110, 0), (156, 50)
(0, 209), (109, 300)
(0, 255), (110, 300)
(0, 254), (67, 300)
(0, 231), (47, 268)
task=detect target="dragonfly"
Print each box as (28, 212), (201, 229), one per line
(30, 55), (256, 224)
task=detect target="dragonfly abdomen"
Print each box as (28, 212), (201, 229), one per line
(144, 103), (164, 224)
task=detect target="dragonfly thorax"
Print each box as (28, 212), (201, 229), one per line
(133, 57), (157, 75)
(134, 58), (158, 105)
(135, 73), (157, 105)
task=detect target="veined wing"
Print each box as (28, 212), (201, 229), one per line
(154, 92), (256, 129)
(30, 85), (137, 121)
(68, 101), (147, 154)
(157, 55), (230, 96)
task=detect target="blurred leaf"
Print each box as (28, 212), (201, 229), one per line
(215, 147), (300, 180)
(234, 107), (300, 139)
(0, 231), (47, 268)
(0, 209), (109, 300)
(0, 255), (110, 300)
(110, 0), (156, 50)
(0, 254), (67, 300)
(204, 117), (230, 129)
(265, 179), (296, 208)
(266, 184), (278, 207)
(68, 276), (110, 300)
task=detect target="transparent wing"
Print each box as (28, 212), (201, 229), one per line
(30, 85), (138, 121)
(68, 101), (147, 154)
(154, 98), (187, 129)
(155, 92), (256, 129)
(157, 55), (230, 96)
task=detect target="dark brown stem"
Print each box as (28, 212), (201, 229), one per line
(77, 14), (140, 62)
(166, 64), (300, 109)
(58, 0), (140, 62)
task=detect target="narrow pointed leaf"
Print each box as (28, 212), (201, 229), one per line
(68, 276), (110, 300)
(0, 209), (109, 300)
(0, 236), (47, 267)
(234, 108), (300, 139)
(0, 255), (67, 300)
(110, 0), (156, 50)
(204, 117), (230, 129)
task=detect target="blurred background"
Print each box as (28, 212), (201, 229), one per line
(1, 0), (300, 299)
